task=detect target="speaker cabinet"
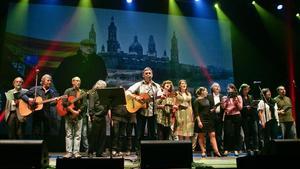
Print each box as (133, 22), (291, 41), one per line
(263, 139), (300, 156)
(56, 157), (124, 169)
(237, 139), (300, 168)
(140, 140), (192, 169)
(0, 140), (48, 169)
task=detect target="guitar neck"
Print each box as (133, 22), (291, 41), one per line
(70, 88), (95, 103)
(40, 96), (60, 104)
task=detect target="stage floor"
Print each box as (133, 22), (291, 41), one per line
(49, 152), (244, 169)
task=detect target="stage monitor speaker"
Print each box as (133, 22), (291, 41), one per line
(0, 140), (48, 169)
(237, 139), (300, 168)
(56, 157), (124, 169)
(237, 155), (298, 168)
(262, 139), (300, 156)
(140, 140), (193, 169)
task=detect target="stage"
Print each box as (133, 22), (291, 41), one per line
(49, 152), (242, 169)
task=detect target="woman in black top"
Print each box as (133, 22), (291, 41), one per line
(194, 87), (221, 157)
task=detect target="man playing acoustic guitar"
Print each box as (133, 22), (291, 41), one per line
(21, 74), (59, 140)
(125, 67), (163, 150)
(62, 76), (87, 158)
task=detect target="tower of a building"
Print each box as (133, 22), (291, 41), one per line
(147, 35), (157, 57)
(107, 17), (120, 53)
(89, 24), (97, 52)
(170, 32), (179, 64)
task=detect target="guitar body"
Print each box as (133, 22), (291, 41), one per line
(126, 93), (150, 113)
(56, 96), (78, 117)
(56, 99), (68, 117)
(18, 96), (43, 116)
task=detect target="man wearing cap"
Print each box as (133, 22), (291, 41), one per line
(55, 39), (107, 93)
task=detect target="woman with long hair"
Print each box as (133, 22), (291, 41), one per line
(173, 80), (194, 141)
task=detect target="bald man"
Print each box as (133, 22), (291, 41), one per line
(4, 77), (28, 139)
(63, 77), (87, 158)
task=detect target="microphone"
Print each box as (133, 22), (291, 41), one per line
(253, 81), (261, 84)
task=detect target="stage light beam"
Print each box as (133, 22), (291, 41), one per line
(126, 0), (133, 4)
(252, 1), (256, 5)
(79, 0), (93, 8)
(296, 13), (300, 19)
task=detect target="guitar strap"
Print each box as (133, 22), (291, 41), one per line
(76, 90), (81, 105)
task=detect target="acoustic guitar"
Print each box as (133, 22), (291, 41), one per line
(56, 88), (96, 117)
(18, 95), (67, 116)
(126, 93), (151, 113)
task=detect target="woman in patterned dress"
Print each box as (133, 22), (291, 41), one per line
(156, 80), (176, 140)
(174, 80), (194, 141)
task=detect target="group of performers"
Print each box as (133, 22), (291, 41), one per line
(3, 66), (297, 159)
(2, 36), (298, 159)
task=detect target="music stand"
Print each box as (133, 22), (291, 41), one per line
(97, 87), (126, 159)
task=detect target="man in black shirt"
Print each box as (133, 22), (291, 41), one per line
(54, 39), (108, 93)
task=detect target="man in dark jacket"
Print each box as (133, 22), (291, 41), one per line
(54, 39), (107, 93)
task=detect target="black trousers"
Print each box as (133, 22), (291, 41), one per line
(157, 123), (171, 140)
(32, 111), (50, 140)
(214, 113), (224, 151)
(224, 115), (242, 151)
(136, 113), (156, 151)
(112, 120), (126, 152)
(88, 116), (106, 156)
(263, 119), (279, 145)
(7, 111), (25, 139)
(126, 122), (137, 152)
(241, 116), (259, 150)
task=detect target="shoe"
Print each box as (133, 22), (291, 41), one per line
(201, 152), (206, 157)
(125, 151), (131, 156)
(223, 150), (228, 156)
(214, 152), (222, 157)
(234, 151), (239, 156)
(88, 152), (94, 158)
(74, 152), (82, 158)
(112, 150), (117, 156)
(117, 152), (124, 157)
(63, 152), (73, 158)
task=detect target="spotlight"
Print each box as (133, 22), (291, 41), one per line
(296, 13), (300, 17)
(195, 0), (200, 2)
(277, 4), (283, 10)
(214, 3), (219, 9)
(252, 1), (256, 5)
(126, 0), (132, 4)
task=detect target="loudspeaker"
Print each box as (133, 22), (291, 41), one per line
(140, 140), (193, 169)
(262, 139), (300, 156)
(0, 140), (48, 169)
(56, 157), (124, 169)
(237, 155), (298, 168)
(237, 139), (300, 168)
